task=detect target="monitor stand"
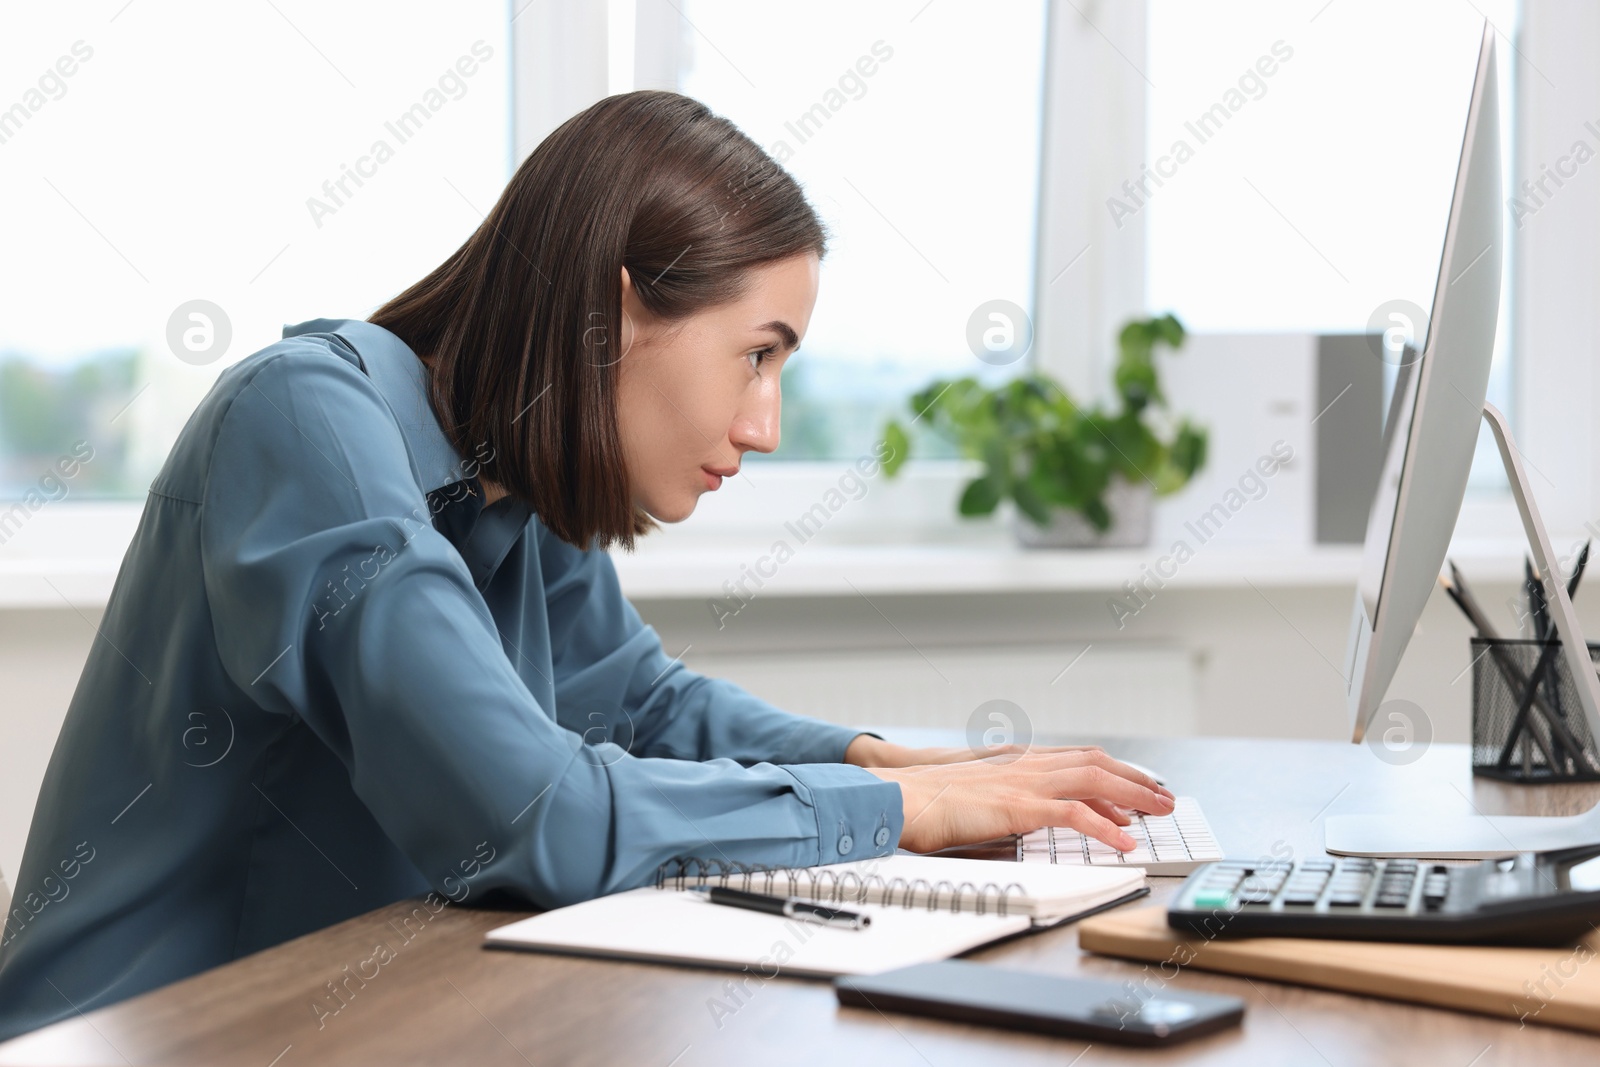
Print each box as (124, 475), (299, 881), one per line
(1325, 403), (1600, 858)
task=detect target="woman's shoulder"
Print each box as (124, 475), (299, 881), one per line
(149, 332), (396, 505)
(216, 330), (368, 396)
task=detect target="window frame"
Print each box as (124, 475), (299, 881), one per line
(8, 0), (1593, 596)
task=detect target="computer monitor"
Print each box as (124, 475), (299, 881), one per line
(1343, 22), (1502, 747)
(1327, 22), (1600, 856)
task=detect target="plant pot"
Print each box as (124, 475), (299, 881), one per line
(1012, 476), (1153, 549)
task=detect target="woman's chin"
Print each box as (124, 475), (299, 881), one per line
(637, 493), (699, 525)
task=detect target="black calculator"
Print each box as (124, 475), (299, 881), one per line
(1167, 845), (1600, 946)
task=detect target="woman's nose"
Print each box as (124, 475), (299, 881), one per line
(730, 388), (781, 455)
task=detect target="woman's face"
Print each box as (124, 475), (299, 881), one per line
(616, 253), (819, 522)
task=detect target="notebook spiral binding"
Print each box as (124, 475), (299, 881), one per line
(654, 857), (1029, 917)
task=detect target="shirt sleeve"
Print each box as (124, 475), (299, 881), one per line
(198, 347), (903, 908)
(538, 530), (874, 766)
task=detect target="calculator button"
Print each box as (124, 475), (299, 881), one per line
(1373, 895), (1410, 908)
(1327, 894), (1365, 907)
(1192, 889), (1234, 909)
(1280, 893), (1320, 906)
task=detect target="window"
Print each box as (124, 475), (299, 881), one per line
(1143, 0), (1518, 483)
(675, 0), (1049, 462)
(0, 2), (510, 505)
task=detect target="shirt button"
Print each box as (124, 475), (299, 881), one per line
(838, 834), (854, 855)
(875, 827), (891, 848)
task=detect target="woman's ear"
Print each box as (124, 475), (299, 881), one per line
(618, 266), (637, 360)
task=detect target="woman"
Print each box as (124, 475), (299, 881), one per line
(0, 91), (1171, 1038)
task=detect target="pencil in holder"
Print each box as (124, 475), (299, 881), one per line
(1471, 637), (1600, 782)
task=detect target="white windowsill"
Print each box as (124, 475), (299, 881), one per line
(0, 467), (1541, 609)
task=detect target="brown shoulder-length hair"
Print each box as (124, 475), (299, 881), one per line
(369, 90), (827, 551)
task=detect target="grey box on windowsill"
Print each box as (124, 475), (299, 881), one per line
(1314, 334), (1385, 543)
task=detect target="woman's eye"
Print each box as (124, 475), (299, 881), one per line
(747, 346), (776, 371)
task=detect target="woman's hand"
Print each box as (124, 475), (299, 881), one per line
(844, 734), (1101, 769)
(860, 748), (1175, 854)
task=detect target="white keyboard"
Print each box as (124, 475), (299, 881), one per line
(1017, 797), (1224, 876)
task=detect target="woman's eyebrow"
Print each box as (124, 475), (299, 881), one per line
(756, 320), (799, 351)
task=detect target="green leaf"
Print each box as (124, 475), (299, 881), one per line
(1151, 313), (1186, 348)
(1113, 357), (1160, 413)
(1031, 438), (1108, 508)
(1098, 412), (1160, 475)
(1012, 479), (1053, 527)
(1118, 320), (1154, 364)
(1171, 422), (1207, 479)
(980, 437), (1011, 490)
(880, 420), (910, 478)
(1082, 496), (1113, 532)
(958, 475), (1003, 516)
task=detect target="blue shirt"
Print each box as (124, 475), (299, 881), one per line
(0, 318), (902, 1039)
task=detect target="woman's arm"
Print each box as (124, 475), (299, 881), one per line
(199, 349), (904, 905)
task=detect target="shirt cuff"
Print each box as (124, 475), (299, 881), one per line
(783, 762), (904, 865)
(774, 720), (881, 765)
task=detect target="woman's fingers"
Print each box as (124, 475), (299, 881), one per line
(1033, 799), (1136, 851)
(1080, 748), (1173, 799)
(1082, 798), (1132, 826)
(1039, 749), (1174, 806)
(1037, 761), (1173, 816)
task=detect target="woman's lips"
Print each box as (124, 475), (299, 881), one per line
(701, 465), (738, 491)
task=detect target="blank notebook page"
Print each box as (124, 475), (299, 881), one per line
(484, 887), (1034, 978)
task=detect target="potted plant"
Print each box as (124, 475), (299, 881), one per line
(879, 313), (1207, 548)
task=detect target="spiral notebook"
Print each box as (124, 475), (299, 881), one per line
(484, 856), (1147, 978)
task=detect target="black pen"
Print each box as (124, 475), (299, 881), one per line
(1568, 541), (1590, 599)
(692, 886), (871, 930)
(1448, 559), (1499, 638)
(1526, 557), (1547, 639)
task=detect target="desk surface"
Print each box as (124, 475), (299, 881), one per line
(4, 736), (1599, 1066)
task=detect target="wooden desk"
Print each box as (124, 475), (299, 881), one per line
(4, 736), (1599, 1065)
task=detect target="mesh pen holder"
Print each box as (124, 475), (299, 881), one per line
(1471, 637), (1600, 783)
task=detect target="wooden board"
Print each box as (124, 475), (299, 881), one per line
(1078, 905), (1600, 1034)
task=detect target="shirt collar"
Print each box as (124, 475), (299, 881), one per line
(281, 317), (468, 493)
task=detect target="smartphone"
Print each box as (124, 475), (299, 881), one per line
(835, 960), (1243, 1047)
